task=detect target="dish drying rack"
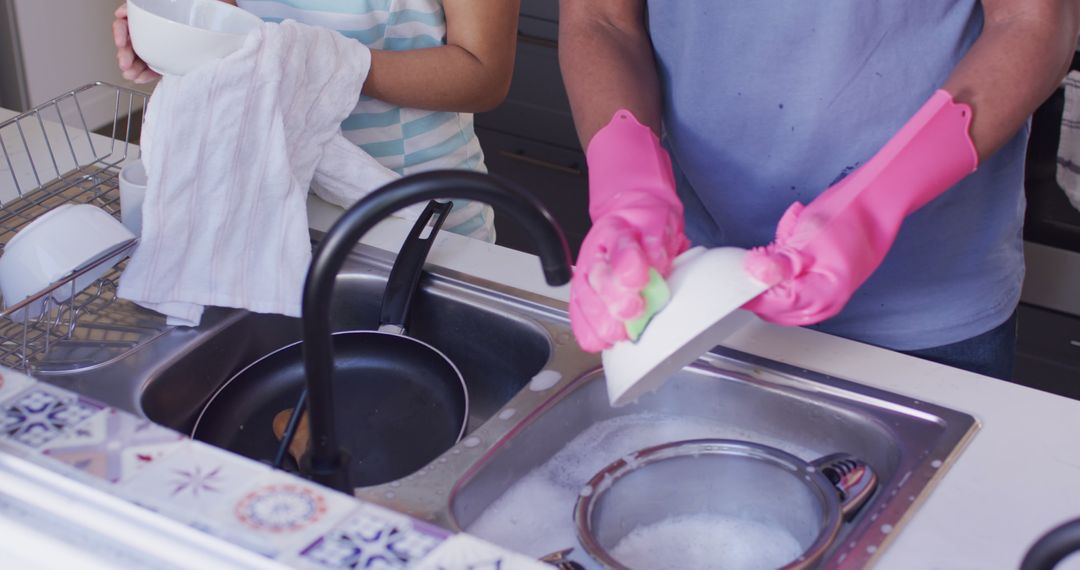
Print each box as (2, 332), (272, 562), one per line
(0, 82), (169, 373)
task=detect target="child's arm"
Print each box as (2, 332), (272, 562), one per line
(114, 2), (159, 84)
(362, 0), (521, 113)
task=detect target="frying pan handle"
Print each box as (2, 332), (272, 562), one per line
(378, 200), (453, 333)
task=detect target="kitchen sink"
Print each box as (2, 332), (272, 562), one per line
(39, 241), (977, 569)
(137, 273), (554, 436)
(446, 354), (975, 568)
(44, 244), (557, 436)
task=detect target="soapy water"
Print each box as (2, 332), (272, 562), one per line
(465, 412), (821, 569)
(610, 514), (803, 570)
(529, 370), (562, 391)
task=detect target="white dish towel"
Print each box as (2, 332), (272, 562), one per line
(1057, 70), (1080, 213)
(119, 20), (416, 326)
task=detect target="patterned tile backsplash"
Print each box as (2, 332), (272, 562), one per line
(294, 504), (449, 569)
(210, 473), (362, 558)
(2, 385), (104, 449)
(42, 408), (186, 483)
(118, 439), (271, 523)
(0, 367), (547, 569)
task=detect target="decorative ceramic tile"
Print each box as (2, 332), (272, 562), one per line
(235, 482), (330, 532)
(411, 533), (549, 570)
(295, 504), (445, 569)
(0, 367), (35, 406)
(355, 502), (453, 548)
(41, 408), (186, 483)
(360, 503), (452, 542)
(204, 471), (358, 558)
(117, 439), (269, 522)
(0, 385), (104, 449)
(0, 369), (545, 569)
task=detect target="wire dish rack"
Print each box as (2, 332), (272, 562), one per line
(0, 82), (169, 373)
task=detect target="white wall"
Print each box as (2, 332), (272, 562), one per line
(11, 0), (149, 127)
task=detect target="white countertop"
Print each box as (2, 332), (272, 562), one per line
(6, 105), (1080, 568)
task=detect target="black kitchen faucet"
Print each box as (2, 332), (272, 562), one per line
(301, 170), (573, 491)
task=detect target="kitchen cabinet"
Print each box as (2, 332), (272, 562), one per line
(476, 38), (579, 153)
(1015, 303), (1080, 399)
(1018, 65), (1080, 400)
(518, 0), (558, 43)
(477, 0), (593, 257)
(477, 128), (588, 255)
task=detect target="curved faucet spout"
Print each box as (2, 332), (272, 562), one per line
(302, 170), (573, 490)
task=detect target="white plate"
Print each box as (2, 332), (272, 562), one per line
(601, 246), (769, 407)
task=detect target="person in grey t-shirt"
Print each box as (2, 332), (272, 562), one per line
(560, 1), (1080, 379)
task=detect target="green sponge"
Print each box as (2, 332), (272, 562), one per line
(624, 269), (671, 342)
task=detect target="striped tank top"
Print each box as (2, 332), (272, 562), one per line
(236, 0), (496, 242)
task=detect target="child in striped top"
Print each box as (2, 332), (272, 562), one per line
(113, 0), (521, 242)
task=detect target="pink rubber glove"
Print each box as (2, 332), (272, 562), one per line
(743, 90), (979, 326)
(569, 110), (691, 352)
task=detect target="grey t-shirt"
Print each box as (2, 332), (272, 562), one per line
(647, 1), (1027, 350)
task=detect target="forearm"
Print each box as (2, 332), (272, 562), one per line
(362, 0), (518, 114)
(364, 45), (513, 113)
(558, 0), (664, 147)
(943, 0), (1080, 160)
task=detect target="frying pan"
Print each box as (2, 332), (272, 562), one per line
(191, 201), (468, 486)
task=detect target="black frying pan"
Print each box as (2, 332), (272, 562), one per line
(191, 201), (467, 486)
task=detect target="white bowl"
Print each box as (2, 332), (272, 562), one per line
(119, 160), (147, 236)
(127, 0), (263, 76)
(0, 204), (136, 317)
(601, 247), (770, 407)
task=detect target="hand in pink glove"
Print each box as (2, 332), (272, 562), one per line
(569, 110), (691, 352)
(743, 90), (979, 326)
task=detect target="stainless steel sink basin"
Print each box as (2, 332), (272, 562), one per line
(40, 241), (977, 569)
(140, 278), (553, 437)
(45, 245), (555, 437)
(446, 352), (976, 568)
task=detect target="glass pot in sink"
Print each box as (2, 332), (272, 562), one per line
(573, 439), (878, 570)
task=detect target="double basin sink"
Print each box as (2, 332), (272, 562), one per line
(41, 241), (977, 569)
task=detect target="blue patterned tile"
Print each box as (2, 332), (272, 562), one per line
(0, 386), (104, 449)
(296, 505), (444, 569)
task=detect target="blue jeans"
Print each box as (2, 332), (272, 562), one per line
(899, 310), (1018, 381)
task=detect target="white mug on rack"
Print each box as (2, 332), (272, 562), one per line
(119, 160), (147, 237)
